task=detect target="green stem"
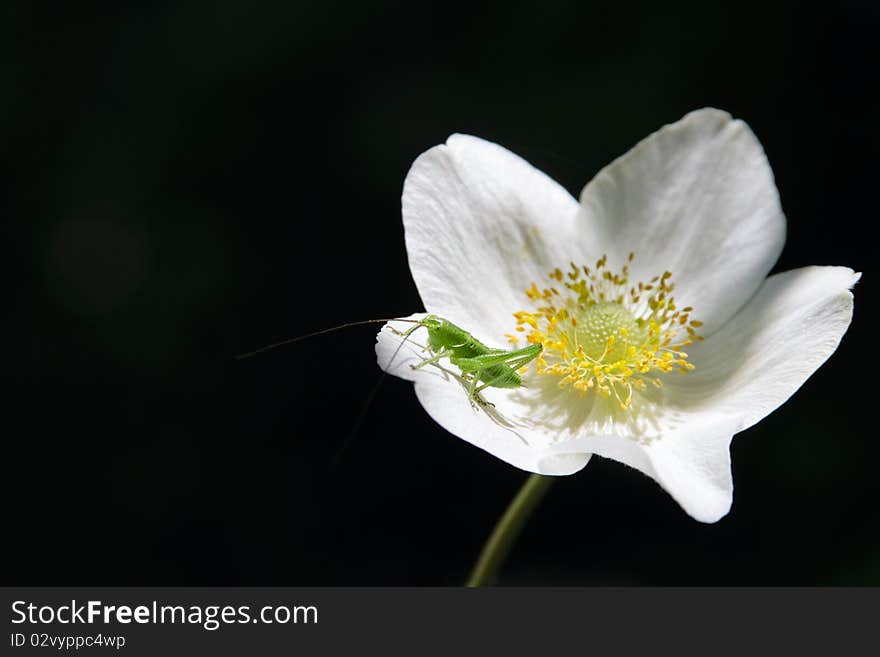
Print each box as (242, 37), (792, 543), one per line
(466, 473), (555, 587)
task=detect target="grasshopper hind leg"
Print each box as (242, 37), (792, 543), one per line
(470, 387), (495, 410)
(416, 360), (528, 446)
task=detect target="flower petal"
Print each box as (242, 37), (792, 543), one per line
(402, 134), (580, 343)
(541, 413), (738, 523)
(577, 108), (786, 335)
(665, 266), (859, 428)
(543, 265), (858, 523)
(375, 317), (591, 475)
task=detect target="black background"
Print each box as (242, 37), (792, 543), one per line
(4, 1), (878, 585)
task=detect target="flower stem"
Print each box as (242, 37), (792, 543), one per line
(466, 473), (555, 587)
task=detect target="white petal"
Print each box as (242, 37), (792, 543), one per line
(665, 266), (859, 429)
(413, 376), (592, 476)
(543, 412), (738, 523)
(402, 134), (580, 342)
(541, 266), (857, 522)
(375, 317), (591, 475)
(577, 108), (786, 335)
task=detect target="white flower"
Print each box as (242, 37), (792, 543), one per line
(376, 108), (858, 523)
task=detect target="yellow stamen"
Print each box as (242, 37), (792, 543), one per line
(511, 253), (702, 410)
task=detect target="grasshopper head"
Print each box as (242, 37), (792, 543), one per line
(420, 314), (444, 331)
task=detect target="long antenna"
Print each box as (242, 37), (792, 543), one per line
(235, 318), (420, 359)
(328, 332), (416, 471)
(237, 315), (428, 470)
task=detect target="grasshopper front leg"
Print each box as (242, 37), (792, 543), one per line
(410, 349), (454, 371)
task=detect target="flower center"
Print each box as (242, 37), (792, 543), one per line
(574, 301), (645, 362)
(508, 254), (703, 411)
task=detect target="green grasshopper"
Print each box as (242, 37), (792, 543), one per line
(238, 314), (542, 409)
(389, 315), (542, 408)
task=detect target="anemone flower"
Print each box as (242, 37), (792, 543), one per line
(376, 109), (858, 527)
